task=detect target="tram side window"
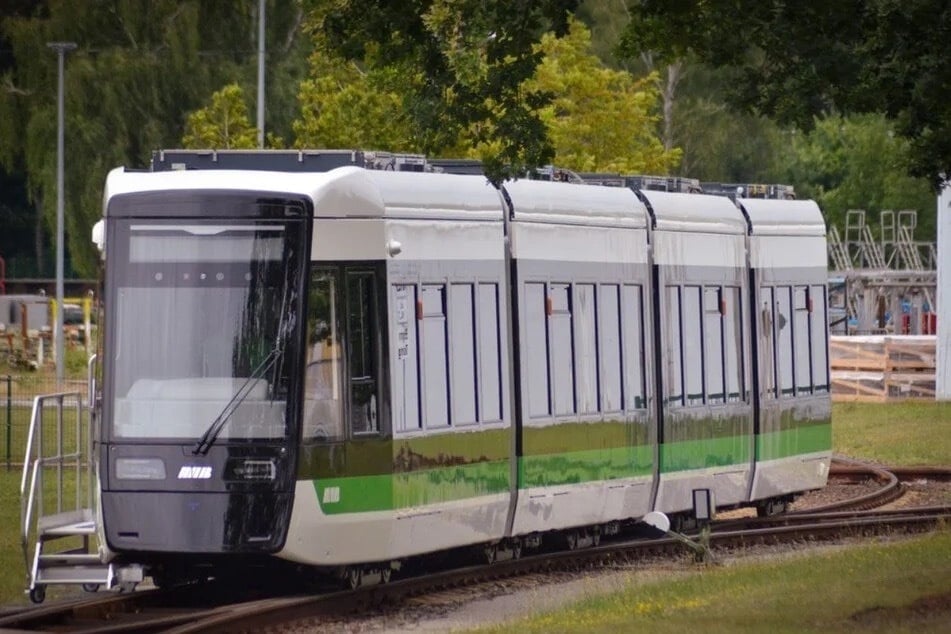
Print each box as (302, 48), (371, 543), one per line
(526, 282), (550, 418)
(303, 269), (344, 442)
(421, 284), (450, 428)
(621, 285), (646, 409)
(664, 286), (684, 406)
(793, 286), (812, 393)
(775, 286), (794, 396)
(599, 284), (622, 413)
(810, 285), (830, 392)
(703, 287), (725, 404)
(723, 286), (744, 401)
(575, 283), (599, 414)
(550, 283), (576, 416)
(477, 283), (503, 422)
(449, 284), (478, 425)
(347, 271), (380, 434)
(683, 286), (703, 405)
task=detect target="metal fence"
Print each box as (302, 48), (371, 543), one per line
(3, 375), (88, 471)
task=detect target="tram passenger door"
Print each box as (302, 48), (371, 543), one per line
(303, 267), (382, 441)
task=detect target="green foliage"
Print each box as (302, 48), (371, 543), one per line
(0, 1), (306, 278)
(183, 84), (259, 149)
(527, 19), (679, 174)
(618, 0), (951, 189)
(292, 47), (414, 151)
(310, 0), (579, 182)
(779, 114), (936, 240)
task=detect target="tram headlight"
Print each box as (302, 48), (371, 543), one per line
(115, 457), (167, 480)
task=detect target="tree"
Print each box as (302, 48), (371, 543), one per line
(618, 0), (951, 188)
(527, 19), (679, 174)
(779, 113), (936, 240)
(183, 84), (259, 149)
(293, 48), (414, 151)
(309, 0), (578, 181)
(0, 1), (307, 278)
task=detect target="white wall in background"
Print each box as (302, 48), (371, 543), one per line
(938, 182), (951, 399)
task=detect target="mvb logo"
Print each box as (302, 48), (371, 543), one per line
(178, 465), (213, 479)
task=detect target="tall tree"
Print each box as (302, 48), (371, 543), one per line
(527, 19), (679, 174)
(293, 47), (414, 151)
(779, 114), (936, 240)
(0, 1), (307, 278)
(183, 84), (260, 149)
(309, 0), (578, 181)
(618, 0), (951, 188)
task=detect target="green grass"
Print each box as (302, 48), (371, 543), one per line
(473, 530), (951, 633)
(0, 470), (27, 603)
(832, 401), (951, 465)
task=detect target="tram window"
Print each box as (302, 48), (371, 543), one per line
(347, 271), (379, 434)
(525, 282), (550, 418)
(665, 286), (684, 406)
(477, 283), (502, 422)
(304, 270), (345, 441)
(776, 286), (794, 396)
(621, 284), (645, 409)
(421, 284), (450, 428)
(704, 287), (725, 404)
(599, 284), (622, 413)
(392, 283), (420, 432)
(723, 286), (744, 401)
(450, 284), (478, 425)
(683, 286), (703, 405)
(575, 284), (599, 414)
(793, 286), (812, 393)
(810, 285), (830, 392)
(761, 287), (777, 400)
(550, 283), (576, 416)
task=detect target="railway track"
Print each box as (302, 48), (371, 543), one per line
(2, 461), (948, 633)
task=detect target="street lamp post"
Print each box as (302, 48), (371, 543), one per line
(48, 41), (77, 385)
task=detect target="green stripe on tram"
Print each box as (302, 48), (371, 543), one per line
(313, 459), (510, 515)
(310, 425), (832, 514)
(518, 445), (653, 487)
(756, 423), (832, 462)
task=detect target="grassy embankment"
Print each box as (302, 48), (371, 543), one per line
(474, 400), (951, 633)
(0, 400), (948, 608)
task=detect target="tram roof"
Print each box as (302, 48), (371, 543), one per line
(638, 190), (748, 235)
(104, 167), (505, 221)
(738, 198), (827, 236)
(503, 179), (647, 228)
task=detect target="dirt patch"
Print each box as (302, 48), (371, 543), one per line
(849, 591), (951, 629)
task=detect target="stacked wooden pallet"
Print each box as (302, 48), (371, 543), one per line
(829, 335), (936, 402)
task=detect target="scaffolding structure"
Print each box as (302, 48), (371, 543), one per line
(828, 209), (937, 335)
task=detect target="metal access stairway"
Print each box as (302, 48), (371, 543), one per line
(19, 382), (113, 603)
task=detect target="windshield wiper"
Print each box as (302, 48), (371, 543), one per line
(192, 346), (282, 455)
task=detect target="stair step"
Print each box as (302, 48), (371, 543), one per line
(38, 553), (102, 567)
(37, 508), (97, 537)
(35, 565), (112, 586)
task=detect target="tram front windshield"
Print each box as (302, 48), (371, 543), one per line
(108, 220), (302, 441)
